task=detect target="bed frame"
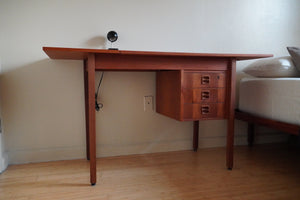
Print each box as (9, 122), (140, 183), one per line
(235, 109), (300, 146)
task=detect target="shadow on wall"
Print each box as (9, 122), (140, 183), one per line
(0, 59), (86, 155)
(82, 36), (107, 48)
(0, 59), (195, 164)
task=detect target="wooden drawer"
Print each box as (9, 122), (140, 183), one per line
(183, 71), (226, 88)
(182, 88), (225, 103)
(183, 103), (225, 120)
(156, 70), (227, 121)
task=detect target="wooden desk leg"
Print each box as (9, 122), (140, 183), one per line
(193, 121), (199, 151)
(86, 54), (97, 185)
(226, 59), (236, 170)
(84, 62), (90, 160)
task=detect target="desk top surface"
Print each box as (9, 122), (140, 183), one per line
(43, 47), (272, 61)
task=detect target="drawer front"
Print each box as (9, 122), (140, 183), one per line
(183, 71), (226, 88)
(182, 88), (225, 103)
(183, 103), (225, 120)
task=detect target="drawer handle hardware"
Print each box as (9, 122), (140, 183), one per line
(201, 105), (210, 114)
(201, 76), (210, 85)
(201, 91), (210, 100)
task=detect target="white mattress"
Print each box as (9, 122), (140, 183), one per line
(239, 77), (300, 125)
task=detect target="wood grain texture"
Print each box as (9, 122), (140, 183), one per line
(183, 88), (226, 104)
(157, 70), (227, 121)
(95, 55), (229, 71)
(182, 71), (226, 88)
(1, 145), (300, 200)
(43, 47), (272, 185)
(235, 109), (300, 136)
(193, 121), (199, 151)
(43, 47), (273, 61)
(183, 103), (225, 120)
(83, 61), (90, 160)
(86, 54), (96, 185)
(156, 70), (182, 120)
(182, 70), (226, 121)
(226, 59), (236, 170)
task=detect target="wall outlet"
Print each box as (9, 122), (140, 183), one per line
(144, 95), (154, 111)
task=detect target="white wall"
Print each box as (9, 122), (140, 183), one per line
(0, 0), (299, 164)
(0, 56), (8, 172)
(0, 132), (8, 173)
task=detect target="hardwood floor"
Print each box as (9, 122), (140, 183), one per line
(1, 144), (300, 200)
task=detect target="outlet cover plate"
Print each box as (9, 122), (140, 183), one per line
(144, 95), (154, 111)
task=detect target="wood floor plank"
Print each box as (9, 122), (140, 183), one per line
(1, 144), (300, 200)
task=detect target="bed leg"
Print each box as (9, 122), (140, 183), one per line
(248, 123), (255, 147)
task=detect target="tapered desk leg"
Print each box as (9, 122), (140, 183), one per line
(193, 121), (199, 151)
(226, 59), (236, 170)
(84, 62), (90, 160)
(86, 54), (97, 185)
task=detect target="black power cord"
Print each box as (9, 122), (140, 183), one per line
(95, 72), (104, 111)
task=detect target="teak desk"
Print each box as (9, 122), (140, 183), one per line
(43, 47), (272, 185)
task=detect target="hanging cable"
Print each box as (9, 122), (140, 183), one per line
(95, 72), (104, 111)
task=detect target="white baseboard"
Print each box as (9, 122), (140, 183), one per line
(197, 133), (287, 149)
(0, 151), (8, 174)
(7, 133), (288, 164)
(8, 146), (86, 165)
(96, 139), (192, 158)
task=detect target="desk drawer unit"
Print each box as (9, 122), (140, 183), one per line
(156, 70), (227, 121)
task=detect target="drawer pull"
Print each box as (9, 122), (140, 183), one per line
(201, 75), (210, 85)
(201, 91), (210, 100)
(201, 105), (210, 114)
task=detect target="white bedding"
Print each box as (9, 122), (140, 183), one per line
(239, 77), (300, 125)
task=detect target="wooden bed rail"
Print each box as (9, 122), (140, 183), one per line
(235, 109), (300, 146)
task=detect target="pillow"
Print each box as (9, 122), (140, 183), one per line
(287, 47), (300, 71)
(242, 56), (300, 77)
